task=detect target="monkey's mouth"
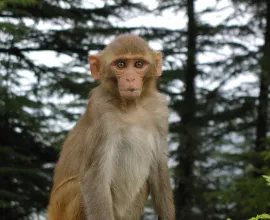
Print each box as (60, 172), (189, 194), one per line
(121, 88), (141, 92)
(119, 88), (141, 99)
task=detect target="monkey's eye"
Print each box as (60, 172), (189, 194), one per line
(134, 60), (144, 68)
(115, 60), (126, 69)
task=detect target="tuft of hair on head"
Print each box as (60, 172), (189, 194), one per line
(101, 34), (153, 58)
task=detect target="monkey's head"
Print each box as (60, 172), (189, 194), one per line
(88, 34), (162, 100)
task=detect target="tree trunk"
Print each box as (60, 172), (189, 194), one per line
(254, 0), (270, 174)
(175, 0), (198, 219)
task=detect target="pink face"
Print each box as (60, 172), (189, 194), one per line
(110, 55), (151, 99)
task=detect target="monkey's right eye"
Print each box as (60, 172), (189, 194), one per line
(115, 60), (126, 69)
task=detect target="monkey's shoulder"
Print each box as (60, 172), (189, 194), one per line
(142, 92), (168, 116)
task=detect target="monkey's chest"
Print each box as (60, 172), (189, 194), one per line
(110, 126), (156, 213)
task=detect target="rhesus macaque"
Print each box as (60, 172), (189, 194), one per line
(47, 34), (175, 220)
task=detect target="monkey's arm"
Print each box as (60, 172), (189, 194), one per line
(149, 154), (175, 220)
(80, 146), (115, 220)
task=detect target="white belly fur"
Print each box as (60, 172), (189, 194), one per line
(110, 125), (156, 216)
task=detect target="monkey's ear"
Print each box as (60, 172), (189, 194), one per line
(88, 55), (101, 80)
(155, 52), (163, 77)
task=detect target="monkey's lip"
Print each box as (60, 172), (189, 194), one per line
(120, 88), (141, 92)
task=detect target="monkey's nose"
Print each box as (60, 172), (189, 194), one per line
(126, 77), (135, 82)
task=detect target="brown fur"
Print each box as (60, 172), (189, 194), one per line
(47, 34), (175, 220)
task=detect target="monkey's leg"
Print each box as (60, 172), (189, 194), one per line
(117, 183), (149, 220)
(48, 181), (85, 220)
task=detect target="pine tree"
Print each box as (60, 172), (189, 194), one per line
(155, 0), (269, 219)
(0, 0), (149, 219)
(214, 0), (270, 218)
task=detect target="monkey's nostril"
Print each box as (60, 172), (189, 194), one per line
(126, 77), (135, 82)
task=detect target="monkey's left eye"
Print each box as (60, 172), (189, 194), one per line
(134, 60), (144, 68)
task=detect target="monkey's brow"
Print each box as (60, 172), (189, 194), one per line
(112, 55), (150, 61)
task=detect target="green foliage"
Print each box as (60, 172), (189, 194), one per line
(249, 214), (270, 220)
(226, 176), (270, 220)
(227, 214), (270, 220)
(262, 175), (270, 186)
(0, 0), (36, 9)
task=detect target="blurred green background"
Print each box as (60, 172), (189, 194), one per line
(0, 0), (269, 219)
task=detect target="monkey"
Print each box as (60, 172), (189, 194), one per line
(47, 34), (175, 220)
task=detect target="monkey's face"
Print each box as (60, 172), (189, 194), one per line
(109, 54), (151, 99)
(88, 36), (163, 100)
